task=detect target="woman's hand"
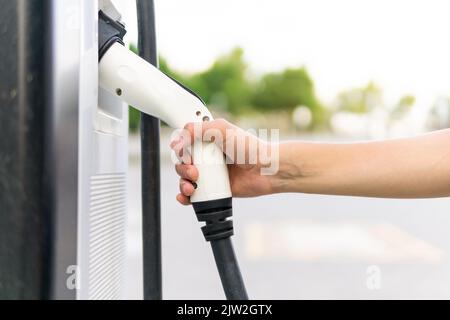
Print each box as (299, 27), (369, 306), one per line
(171, 119), (276, 205)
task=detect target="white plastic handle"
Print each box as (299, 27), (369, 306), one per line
(191, 141), (231, 203)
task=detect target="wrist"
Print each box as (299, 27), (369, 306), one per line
(266, 142), (301, 194)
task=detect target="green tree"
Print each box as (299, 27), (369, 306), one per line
(335, 82), (382, 114)
(159, 55), (184, 80)
(183, 47), (253, 114)
(252, 67), (325, 126)
(391, 95), (415, 118)
(127, 45), (328, 131)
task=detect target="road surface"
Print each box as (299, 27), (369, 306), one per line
(124, 135), (450, 300)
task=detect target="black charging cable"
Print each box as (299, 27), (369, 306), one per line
(194, 198), (248, 300)
(136, 0), (163, 301)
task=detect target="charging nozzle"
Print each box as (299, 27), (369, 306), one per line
(99, 42), (233, 204)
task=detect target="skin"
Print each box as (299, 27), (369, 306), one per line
(171, 119), (450, 205)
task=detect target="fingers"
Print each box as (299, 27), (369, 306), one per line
(183, 118), (233, 147)
(175, 165), (198, 206)
(171, 119), (234, 159)
(170, 136), (192, 165)
(179, 178), (196, 196)
(171, 142), (199, 206)
(175, 163), (199, 181)
(171, 118), (236, 207)
(176, 193), (191, 206)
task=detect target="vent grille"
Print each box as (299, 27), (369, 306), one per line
(88, 173), (127, 300)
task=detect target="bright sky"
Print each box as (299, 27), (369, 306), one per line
(115, 0), (450, 112)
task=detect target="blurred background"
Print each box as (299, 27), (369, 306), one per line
(117, 0), (450, 299)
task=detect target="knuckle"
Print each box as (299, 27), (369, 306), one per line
(175, 164), (185, 176)
(215, 118), (228, 128)
(184, 122), (195, 132)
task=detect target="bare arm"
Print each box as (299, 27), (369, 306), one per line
(172, 120), (450, 204)
(273, 129), (450, 198)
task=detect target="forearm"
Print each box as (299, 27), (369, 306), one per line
(271, 129), (450, 198)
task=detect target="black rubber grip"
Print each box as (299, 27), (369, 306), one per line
(193, 198), (234, 241)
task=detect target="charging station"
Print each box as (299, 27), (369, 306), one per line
(0, 0), (138, 299)
(0, 0), (246, 300)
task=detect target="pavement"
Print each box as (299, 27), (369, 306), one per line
(124, 134), (450, 300)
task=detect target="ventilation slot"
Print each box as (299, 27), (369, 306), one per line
(88, 173), (127, 300)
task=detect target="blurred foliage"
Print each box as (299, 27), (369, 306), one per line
(428, 97), (450, 130)
(161, 48), (253, 115)
(127, 45), (327, 132)
(252, 67), (326, 126)
(335, 82), (382, 114)
(391, 95), (415, 118)
(128, 44), (141, 131)
(128, 45), (419, 133)
(129, 106), (141, 132)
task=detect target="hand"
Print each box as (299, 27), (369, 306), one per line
(172, 123), (450, 201)
(171, 119), (276, 205)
